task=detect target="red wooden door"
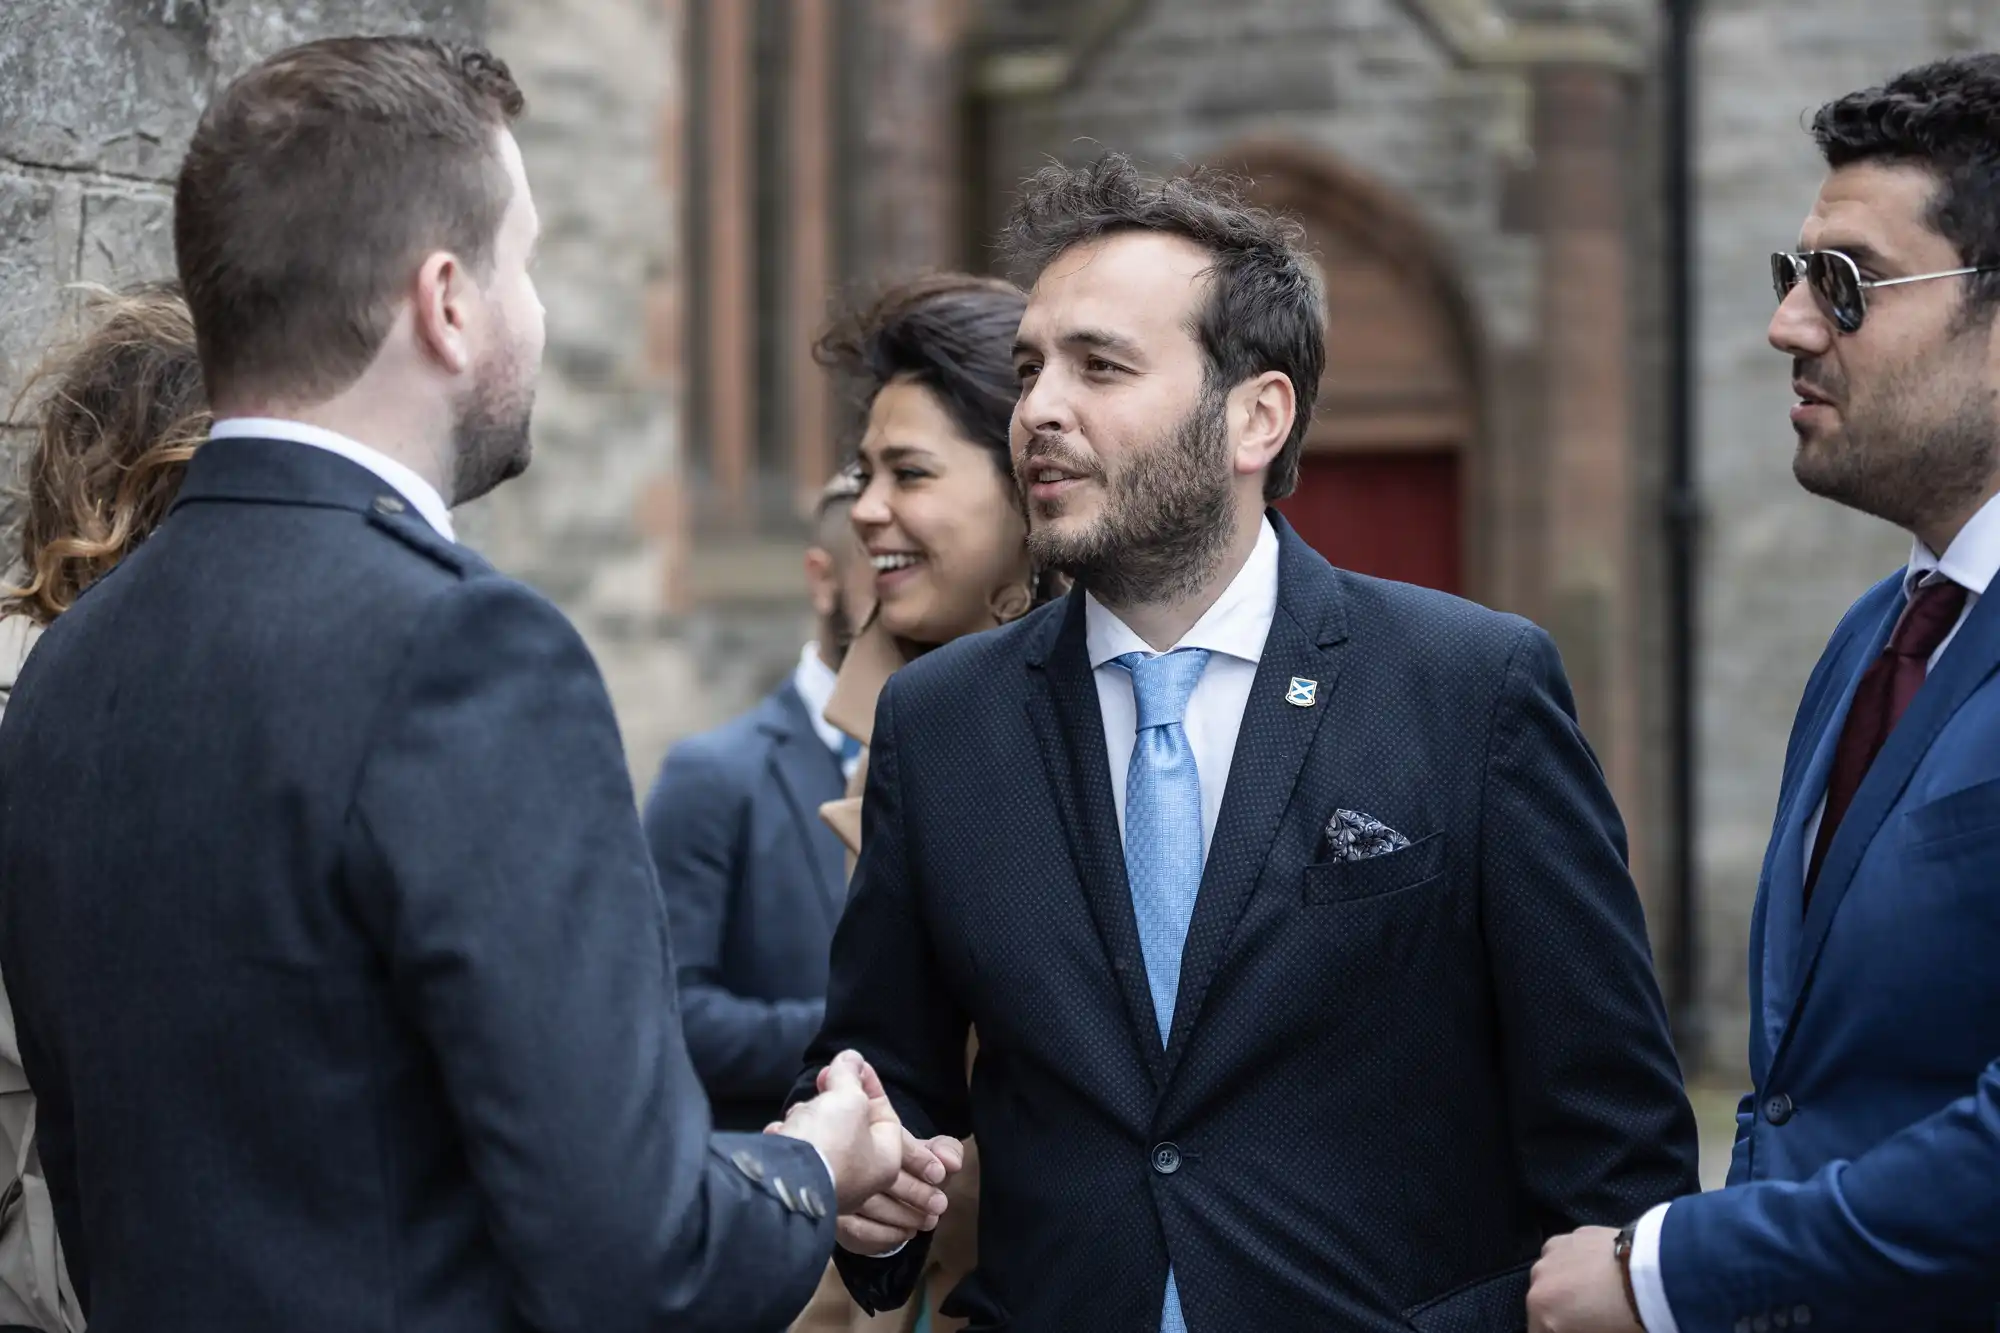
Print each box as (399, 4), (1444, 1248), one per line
(1277, 450), (1462, 595)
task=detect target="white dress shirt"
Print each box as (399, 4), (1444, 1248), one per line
(1629, 486), (2000, 1333)
(792, 641), (858, 777)
(1086, 515), (1280, 850)
(208, 417), (456, 542)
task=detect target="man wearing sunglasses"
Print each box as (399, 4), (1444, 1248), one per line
(1528, 56), (2000, 1333)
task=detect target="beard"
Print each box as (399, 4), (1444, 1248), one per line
(449, 343), (536, 506)
(1792, 349), (1995, 533)
(1025, 383), (1235, 607)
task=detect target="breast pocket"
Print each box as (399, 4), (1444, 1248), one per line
(1302, 831), (1448, 905)
(1903, 774), (2000, 853)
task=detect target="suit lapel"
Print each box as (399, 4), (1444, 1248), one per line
(764, 684), (848, 924)
(1775, 584), (2000, 1073)
(1162, 524), (1346, 1079)
(1759, 592), (1899, 1048)
(1024, 594), (1166, 1082)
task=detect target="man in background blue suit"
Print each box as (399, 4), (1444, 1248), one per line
(647, 466), (874, 1131)
(1530, 56), (2000, 1333)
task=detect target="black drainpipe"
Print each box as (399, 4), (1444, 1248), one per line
(1663, 0), (1702, 1069)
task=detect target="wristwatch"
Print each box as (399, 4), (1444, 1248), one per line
(1612, 1223), (1642, 1324)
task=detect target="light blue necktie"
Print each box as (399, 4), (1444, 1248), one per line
(1116, 647), (1210, 1333)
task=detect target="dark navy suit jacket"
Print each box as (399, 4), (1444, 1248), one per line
(645, 680), (848, 1130)
(1660, 572), (2000, 1332)
(798, 515), (1699, 1333)
(0, 439), (835, 1333)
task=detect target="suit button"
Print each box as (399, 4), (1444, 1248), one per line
(1764, 1093), (1795, 1125)
(1151, 1143), (1182, 1175)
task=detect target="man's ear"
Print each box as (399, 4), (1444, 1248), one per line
(1230, 370), (1295, 478)
(804, 546), (838, 619)
(413, 251), (474, 376)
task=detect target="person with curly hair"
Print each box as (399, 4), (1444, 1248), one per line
(0, 279), (199, 1333)
(1531, 55), (2000, 1333)
(2, 282), (208, 632)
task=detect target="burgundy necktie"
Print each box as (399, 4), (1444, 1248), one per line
(1804, 577), (1968, 903)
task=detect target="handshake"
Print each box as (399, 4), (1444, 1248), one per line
(765, 1050), (967, 1254)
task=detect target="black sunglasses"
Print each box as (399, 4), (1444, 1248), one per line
(1771, 250), (1998, 334)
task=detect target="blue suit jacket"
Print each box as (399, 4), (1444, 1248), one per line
(1661, 572), (2000, 1332)
(644, 680), (848, 1130)
(798, 515), (1697, 1332)
(0, 439), (835, 1333)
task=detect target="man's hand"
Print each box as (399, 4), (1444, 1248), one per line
(769, 1050), (902, 1211)
(834, 1127), (964, 1256)
(1527, 1227), (1643, 1333)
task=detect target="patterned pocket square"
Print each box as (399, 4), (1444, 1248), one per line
(1322, 808), (1412, 862)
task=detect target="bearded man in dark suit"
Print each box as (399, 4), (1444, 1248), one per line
(798, 155), (1699, 1333)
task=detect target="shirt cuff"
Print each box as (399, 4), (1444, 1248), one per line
(1629, 1202), (1679, 1333)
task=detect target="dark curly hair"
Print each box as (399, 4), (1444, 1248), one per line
(814, 272), (1028, 479)
(1813, 55), (2000, 319)
(998, 152), (1324, 501)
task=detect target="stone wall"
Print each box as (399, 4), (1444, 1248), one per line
(0, 0), (485, 490)
(0, 0), (725, 797)
(474, 0), (730, 794)
(1691, 0), (1997, 1076)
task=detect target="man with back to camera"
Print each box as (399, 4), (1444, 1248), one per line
(1529, 54), (2000, 1333)
(646, 465), (875, 1133)
(0, 35), (927, 1333)
(798, 153), (1699, 1332)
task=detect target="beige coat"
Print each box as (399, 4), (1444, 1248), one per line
(0, 618), (82, 1332)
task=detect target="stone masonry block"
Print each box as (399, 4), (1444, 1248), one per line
(202, 0), (487, 84)
(0, 0), (212, 180)
(78, 187), (175, 288)
(0, 173), (71, 420)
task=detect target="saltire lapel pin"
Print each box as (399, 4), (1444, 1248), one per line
(1285, 677), (1318, 708)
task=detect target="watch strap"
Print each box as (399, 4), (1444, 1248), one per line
(1612, 1222), (1642, 1325)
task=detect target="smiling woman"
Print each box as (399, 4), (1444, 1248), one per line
(792, 272), (1041, 1333)
(815, 273), (1039, 649)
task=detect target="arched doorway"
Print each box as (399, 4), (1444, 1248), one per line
(1219, 142), (1481, 596)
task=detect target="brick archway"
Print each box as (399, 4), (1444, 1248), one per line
(1211, 141), (1483, 597)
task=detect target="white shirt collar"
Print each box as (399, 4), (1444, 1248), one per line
(1084, 515), (1281, 668)
(1905, 488), (2000, 598)
(208, 417), (455, 541)
(792, 641), (848, 758)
